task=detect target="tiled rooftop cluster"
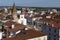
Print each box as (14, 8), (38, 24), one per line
(0, 3), (60, 40)
(0, 3), (48, 40)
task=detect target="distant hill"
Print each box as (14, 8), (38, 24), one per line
(0, 6), (60, 10)
(0, 6), (60, 8)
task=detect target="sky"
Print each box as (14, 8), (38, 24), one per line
(0, 0), (60, 7)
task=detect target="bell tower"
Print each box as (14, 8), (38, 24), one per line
(12, 3), (18, 23)
(12, 3), (16, 13)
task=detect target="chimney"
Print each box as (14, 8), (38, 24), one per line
(52, 24), (54, 27)
(11, 24), (15, 29)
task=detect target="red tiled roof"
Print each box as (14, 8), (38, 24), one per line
(3, 29), (46, 40)
(47, 20), (60, 29)
(4, 20), (26, 32)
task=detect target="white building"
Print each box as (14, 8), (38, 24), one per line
(27, 36), (47, 40)
(17, 10), (21, 14)
(26, 29), (47, 40)
(4, 8), (8, 13)
(46, 16), (51, 19)
(52, 9), (57, 13)
(41, 11), (46, 15)
(28, 11), (34, 14)
(50, 12), (53, 14)
(18, 14), (27, 25)
(0, 32), (3, 40)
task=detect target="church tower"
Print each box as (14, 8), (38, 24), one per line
(12, 3), (16, 13)
(12, 3), (18, 23)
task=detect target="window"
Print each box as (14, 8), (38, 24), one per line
(54, 35), (56, 37)
(49, 28), (51, 31)
(49, 33), (51, 35)
(48, 37), (51, 40)
(54, 39), (56, 40)
(54, 29), (56, 33)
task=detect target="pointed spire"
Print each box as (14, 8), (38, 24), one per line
(12, 3), (16, 13)
(12, 3), (18, 23)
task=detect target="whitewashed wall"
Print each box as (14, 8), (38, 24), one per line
(59, 29), (60, 40)
(18, 15), (27, 25)
(17, 10), (21, 14)
(46, 16), (51, 18)
(0, 32), (3, 40)
(27, 35), (47, 40)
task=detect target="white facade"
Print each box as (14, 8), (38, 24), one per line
(39, 17), (43, 19)
(34, 12), (39, 15)
(27, 35), (47, 40)
(11, 24), (15, 29)
(4, 8), (8, 13)
(29, 14), (33, 17)
(17, 10), (21, 14)
(50, 12), (53, 14)
(0, 32), (3, 40)
(46, 16), (51, 18)
(46, 22), (48, 25)
(58, 29), (60, 40)
(32, 18), (37, 21)
(41, 11), (45, 15)
(52, 9), (57, 13)
(15, 30), (21, 34)
(18, 15), (27, 25)
(28, 11), (33, 14)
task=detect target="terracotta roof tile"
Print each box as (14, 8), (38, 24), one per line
(4, 20), (25, 32)
(3, 29), (46, 40)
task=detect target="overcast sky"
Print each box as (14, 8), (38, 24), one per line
(0, 0), (60, 7)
